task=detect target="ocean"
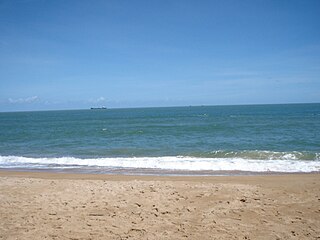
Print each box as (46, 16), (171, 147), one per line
(0, 103), (319, 175)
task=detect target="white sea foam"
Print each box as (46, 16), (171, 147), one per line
(0, 155), (319, 173)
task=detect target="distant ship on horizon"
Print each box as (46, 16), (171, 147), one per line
(90, 106), (107, 110)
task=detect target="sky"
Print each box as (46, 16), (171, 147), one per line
(0, 0), (320, 111)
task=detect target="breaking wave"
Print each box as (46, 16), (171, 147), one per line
(0, 153), (319, 173)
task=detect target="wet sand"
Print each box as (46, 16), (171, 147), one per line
(0, 171), (319, 239)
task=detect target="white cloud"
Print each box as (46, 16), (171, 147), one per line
(89, 97), (107, 103)
(8, 96), (39, 104)
(96, 97), (106, 102)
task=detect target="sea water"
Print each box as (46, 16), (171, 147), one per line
(0, 104), (319, 174)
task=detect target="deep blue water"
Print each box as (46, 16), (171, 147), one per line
(0, 104), (319, 173)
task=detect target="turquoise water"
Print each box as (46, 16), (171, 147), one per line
(0, 104), (319, 173)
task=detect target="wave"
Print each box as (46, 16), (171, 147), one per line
(190, 150), (320, 161)
(0, 154), (319, 173)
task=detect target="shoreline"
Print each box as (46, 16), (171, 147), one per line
(1, 170), (319, 239)
(1, 169), (319, 181)
(1, 166), (319, 177)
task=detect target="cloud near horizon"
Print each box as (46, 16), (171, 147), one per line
(8, 96), (39, 104)
(89, 97), (107, 103)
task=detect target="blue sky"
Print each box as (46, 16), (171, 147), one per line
(0, 0), (320, 111)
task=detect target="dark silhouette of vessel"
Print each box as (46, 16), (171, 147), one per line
(90, 107), (107, 110)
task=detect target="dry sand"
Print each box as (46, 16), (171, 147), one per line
(0, 171), (319, 240)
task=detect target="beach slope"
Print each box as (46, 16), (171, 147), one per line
(0, 171), (319, 239)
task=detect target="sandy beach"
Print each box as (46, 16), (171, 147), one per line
(0, 171), (319, 240)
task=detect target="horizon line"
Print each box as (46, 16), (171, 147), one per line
(0, 102), (319, 113)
